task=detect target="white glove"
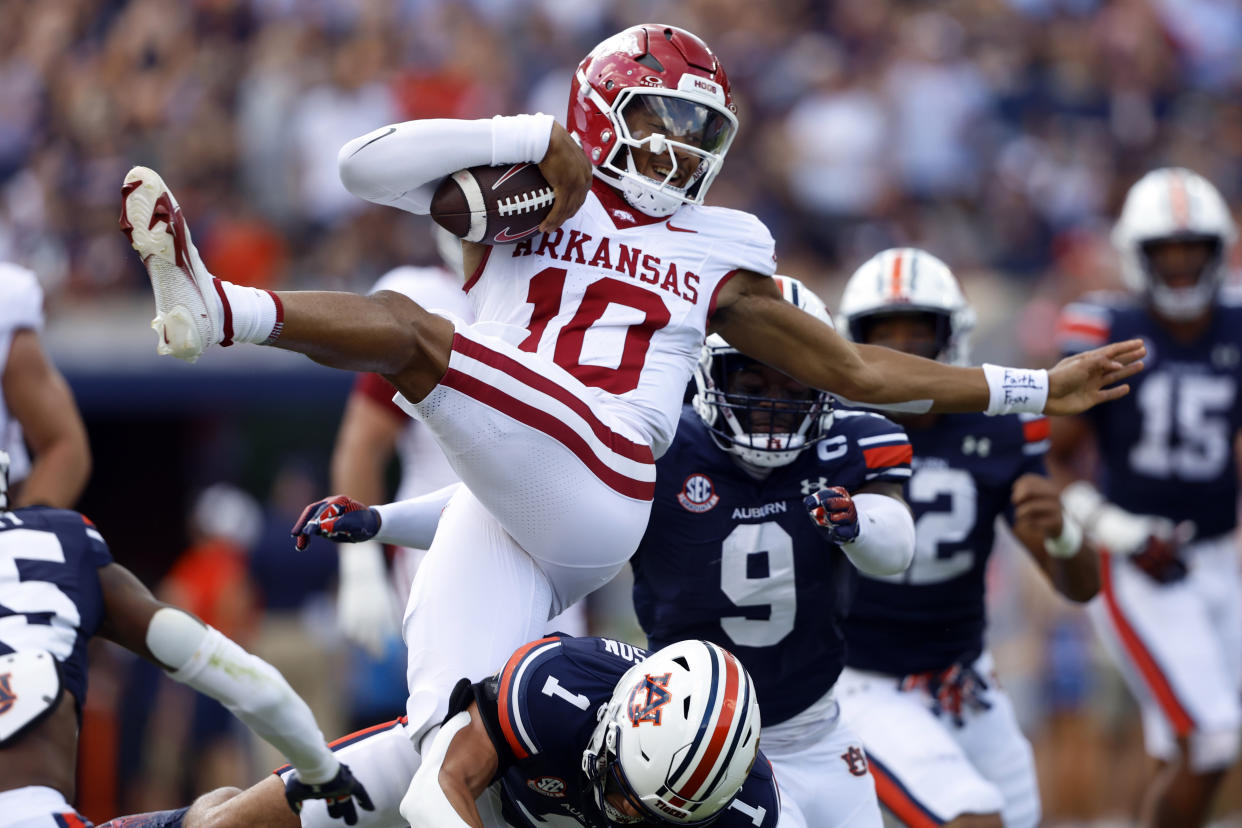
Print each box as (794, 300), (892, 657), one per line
(336, 541), (401, 658)
(1061, 481), (1195, 556)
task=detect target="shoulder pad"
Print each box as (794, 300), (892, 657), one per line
(833, 412), (913, 482)
(1217, 283), (1242, 307)
(687, 207), (777, 277)
(1056, 295), (1118, 353)
(492, 636), (565, 761)
(0, 263), (44, 332)
(1016, 412), (1051, 456)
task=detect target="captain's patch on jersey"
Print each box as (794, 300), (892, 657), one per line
(678, 473), (719, 513)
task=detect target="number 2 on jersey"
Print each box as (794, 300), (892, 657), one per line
(519, 267), (672, 394)
(873, 467), (978, 585)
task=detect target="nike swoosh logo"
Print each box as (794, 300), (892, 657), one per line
(665, 221), (697, 233)
(347, 126), (396, 157)
(493, 163), (530, 189)
(494, 226), (540, 243)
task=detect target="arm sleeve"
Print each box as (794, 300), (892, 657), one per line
(338, 115), (553, 215)
(147, 609), (339, 784)
(841, 493), (915, 577)
(373, 483), (462, 548)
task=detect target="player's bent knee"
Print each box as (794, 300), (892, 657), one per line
(370, 291), (453, 383)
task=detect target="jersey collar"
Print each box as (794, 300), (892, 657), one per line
(591, 179), (671, 230)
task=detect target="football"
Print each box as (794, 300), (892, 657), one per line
(431, 163), (554, 244)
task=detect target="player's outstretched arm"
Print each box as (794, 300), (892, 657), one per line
(1009, 473), (1099, 602)
(291, 485), (461, 552)
(712, 271), (1144, 416)
(400, 705), (498, 828)
(95, 563), (374, 823)
(3, 329), (90, 507)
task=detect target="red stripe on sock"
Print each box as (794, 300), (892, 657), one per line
(212, 278), (234, 347)
(265, 289), (285, 344)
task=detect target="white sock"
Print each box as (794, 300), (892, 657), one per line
(216, 280), (284, 346)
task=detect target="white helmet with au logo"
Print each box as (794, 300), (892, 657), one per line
(1112, 167), (1237, 320)
(838, 247), (976, 365)
(582, 640), (761, 825)
(692, 275), (835, 469)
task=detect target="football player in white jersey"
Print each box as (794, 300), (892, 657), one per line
(330, 230), (587, 657)
(1051, 169), (1242, 827)
(119, 23), (1144, 811)
(0, 263), (90, 509)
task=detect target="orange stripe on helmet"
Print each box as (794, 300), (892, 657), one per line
(1169, 172), (1190, 229)
(889, 251), (905, 299)
(675, 649), (741, 801)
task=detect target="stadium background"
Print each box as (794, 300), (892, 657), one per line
(2, 0), (1241, 823)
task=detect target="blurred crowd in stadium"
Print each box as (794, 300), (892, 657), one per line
(2, 0), (1241, 824)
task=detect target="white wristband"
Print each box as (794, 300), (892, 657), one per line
(982, 364), (1049, 416)
(1044, 512), (1083, 558)
(491, 113), (555, 166)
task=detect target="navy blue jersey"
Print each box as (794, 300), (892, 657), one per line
(633, 406), (912, 725)
(1058, 291), (1242, 539)
(0, 506), (114, 706)
(843, 412), (1048, 675)
(483, 635), (779, 828)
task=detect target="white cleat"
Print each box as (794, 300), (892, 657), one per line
(120, 166), (222, 363)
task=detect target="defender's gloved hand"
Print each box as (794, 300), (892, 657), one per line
(284, 762), (375, 825)
(291, 495), (381, 551)
(804, 486), (860, 544)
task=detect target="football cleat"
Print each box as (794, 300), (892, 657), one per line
(119, 166), (222, 363)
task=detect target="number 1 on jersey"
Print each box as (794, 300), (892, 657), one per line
(541, 675), (590, 710)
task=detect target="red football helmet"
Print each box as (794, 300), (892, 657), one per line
(568, 25), (738, 217)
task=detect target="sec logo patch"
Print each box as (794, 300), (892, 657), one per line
(677, 473), (719, 513)
(527, 776), (567, 797)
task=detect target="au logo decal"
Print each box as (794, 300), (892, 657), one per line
(628, 673), (672, 726)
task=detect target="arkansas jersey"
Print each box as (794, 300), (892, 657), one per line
(477, 635), (780, 828)
(0, 506), (113, 707)
(843, 412), (1049, 675)
(465, 182), (776, 458)
(1058, 290), (1242, 539)
(0, 264), (44, 485)
(632, 407), (912, 725)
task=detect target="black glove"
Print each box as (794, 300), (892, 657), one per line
(284, 763), (375, 825)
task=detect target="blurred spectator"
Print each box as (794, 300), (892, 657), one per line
(247, 458), (345, 770)
(125, 483), (263, 809)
